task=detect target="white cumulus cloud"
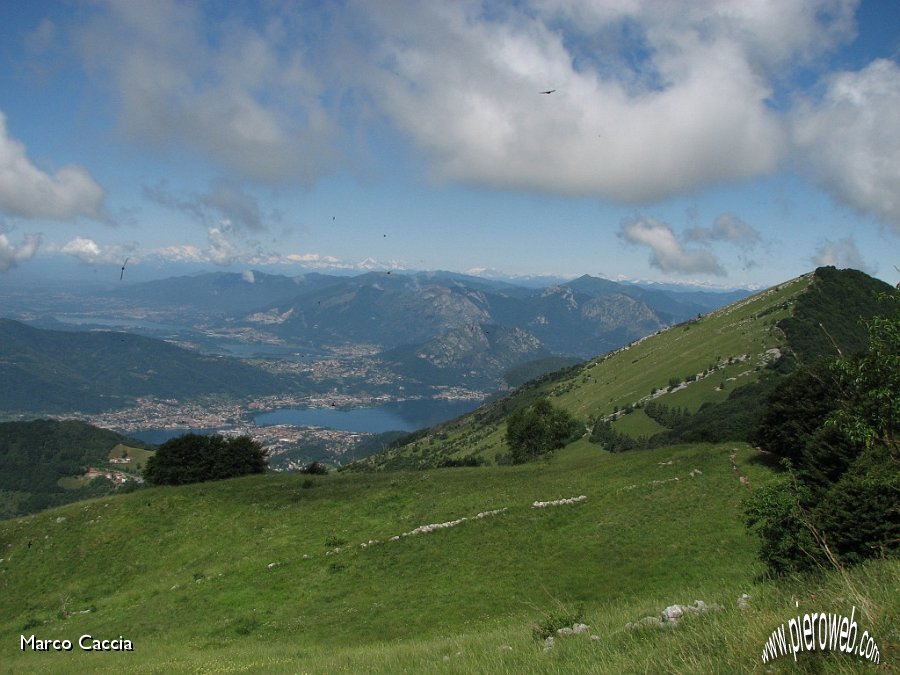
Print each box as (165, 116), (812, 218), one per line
(619, 217), (725, 276)
(0, 111), (105, 220)
(351, 1), (863, 202)
(792, 58), (900, 234)
(58, 236), (120, 265)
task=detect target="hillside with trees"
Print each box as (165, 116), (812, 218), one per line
(0, 268), (895, 673)
(0, 419), (150, 518)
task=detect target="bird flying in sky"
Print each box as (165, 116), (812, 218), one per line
(540, 89), (556, 94)
(120, 257), (129, 280)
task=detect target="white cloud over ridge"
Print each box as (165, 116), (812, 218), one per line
(0, 111), (105, 221)
(58, 236), (121, 265)
(619, 217), (725, 276)
(811, 236), (871, 272)
(792, 59), (900, 234)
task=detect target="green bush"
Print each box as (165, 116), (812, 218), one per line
(143, 433), (267, 486)
(505, 398), (581, 464)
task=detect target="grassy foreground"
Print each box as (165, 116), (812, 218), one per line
(1, 441), (896, 673)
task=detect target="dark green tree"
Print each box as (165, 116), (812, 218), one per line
(505, 398), (580, 464)
(144, 433), (267, 486)
(745, 291), (899, 574)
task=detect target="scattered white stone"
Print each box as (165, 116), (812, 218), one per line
(302, 554), (310, 560)
(499, 645), (513, 651)
(55, 517), (66, 523)
(543, 636), (555, 651)
(590, 635), (600, 642)
(737, 593), (751, 610)
(689, 469), (703, 477)
(170, 584), (179, 591)
(267, 562), (279, 569)
(662, 605), (684, 621)
(532, 495), (587, 508)
(627, 600), (723, 629)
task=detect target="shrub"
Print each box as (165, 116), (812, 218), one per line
(505, 398), (581, 464)
(531, 601), (585, 640)
(144, 433), (267, 486)
(299, 461), (329, 475)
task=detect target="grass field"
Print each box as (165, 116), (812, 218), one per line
(360, 272), (810, 469)
(2, 437), (895, 673)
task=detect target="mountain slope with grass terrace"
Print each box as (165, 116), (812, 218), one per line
(351, 267), (893, 470)
(2, 438), (895, 673)
(348, 271), (814, 470)
(2, 266), (896, 673)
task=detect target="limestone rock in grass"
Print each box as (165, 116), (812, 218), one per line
(556, 622), (591, 638)
(662, 605), (684, 621)
(737, 593), (751, 610)
(543, 636), (555, 651)
(590, 635), (600, 642)
(629, 600), (722, 630)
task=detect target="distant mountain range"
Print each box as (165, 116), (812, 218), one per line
(0, 269), (752, 411)
(350, 266), (896, 471)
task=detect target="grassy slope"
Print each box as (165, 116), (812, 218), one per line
(2, 269), (897, 672)
(356, 272), (810, 469)
(1, 440), (895, 673)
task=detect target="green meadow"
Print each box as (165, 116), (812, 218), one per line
(2, 438), (895, 673)
(3, 268), (896, 672)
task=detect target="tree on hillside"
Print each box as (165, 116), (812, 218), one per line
(505, 397), (581, 464)
(143, 433), (267, 486)
(745, 291), (899, 573)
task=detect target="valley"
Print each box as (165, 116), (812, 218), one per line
(0, 266), (895, 673)
(0, 269), (748, 467)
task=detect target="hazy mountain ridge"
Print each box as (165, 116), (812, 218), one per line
(0, 319), (296, 415)
(348, 266), (893, 471)
(0, 269), (752, 411)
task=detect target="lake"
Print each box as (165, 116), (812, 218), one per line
(126, 427), (221, 445)
(125, 398), (484, 444)
(254, 398), (482, 433)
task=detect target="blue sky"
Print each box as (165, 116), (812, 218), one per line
(0, 0), (898, 288)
